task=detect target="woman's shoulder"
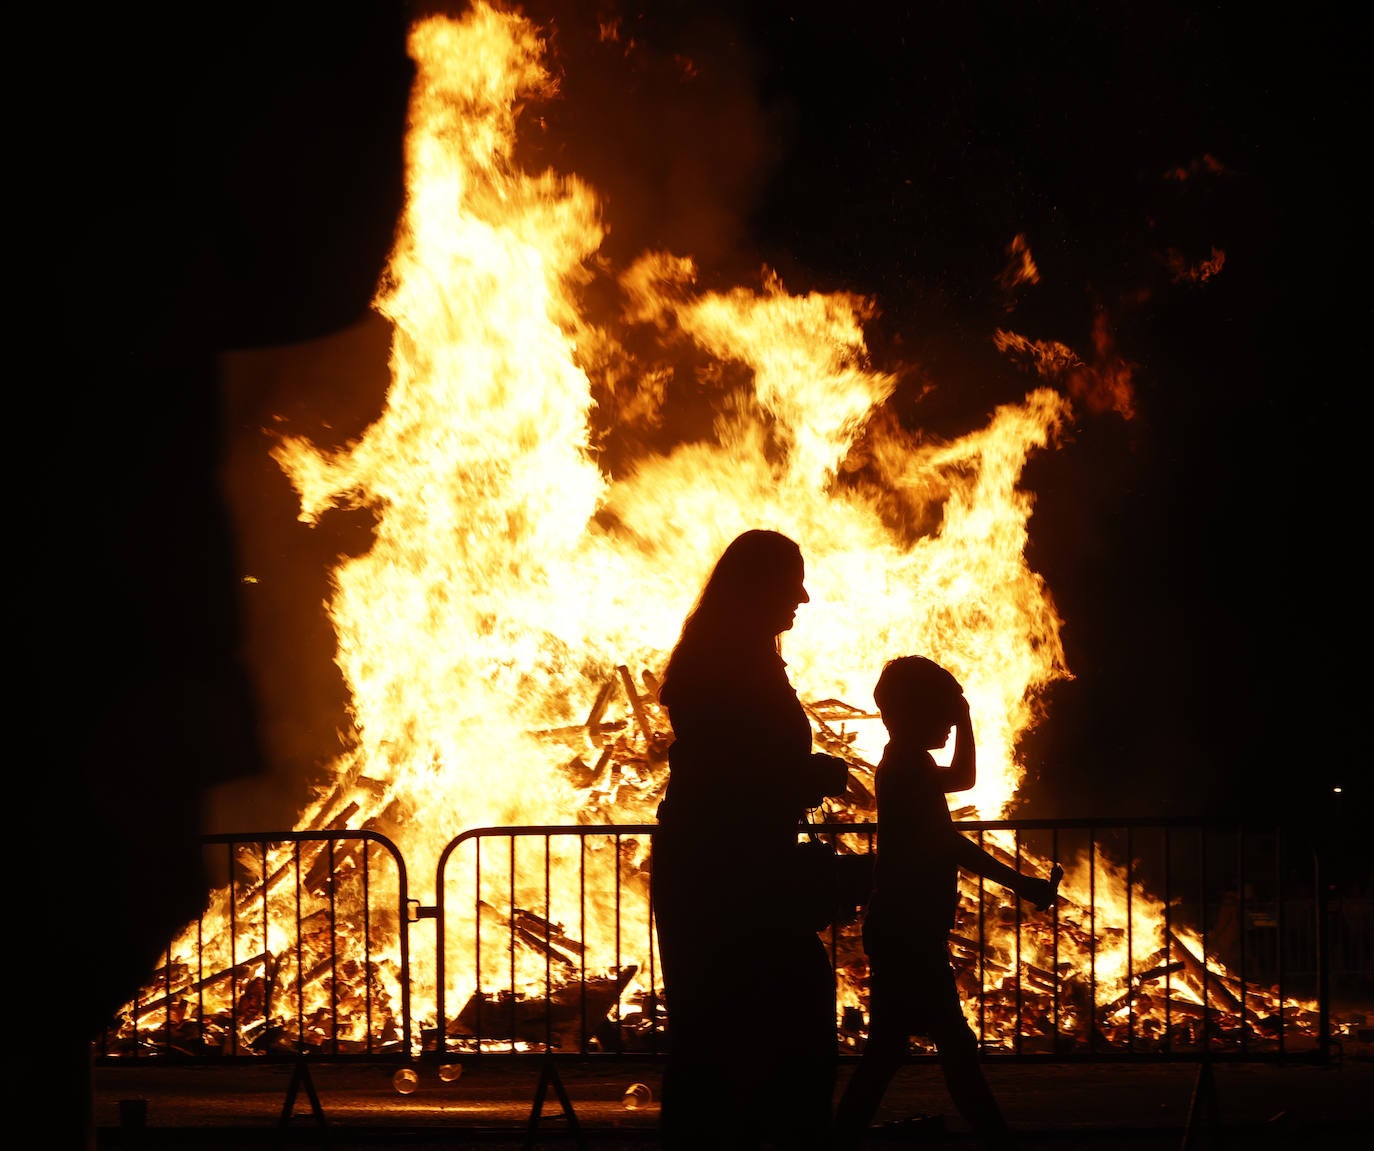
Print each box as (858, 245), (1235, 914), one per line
(664, 642), (787, 702)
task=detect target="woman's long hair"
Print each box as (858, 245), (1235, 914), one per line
(659, 529), (802, 708)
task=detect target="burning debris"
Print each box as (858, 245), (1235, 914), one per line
(452, 967), (638, 1051)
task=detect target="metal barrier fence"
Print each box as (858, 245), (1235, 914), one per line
(431, 823), (661, 1060)
(96, 819), (1354, 1067)
(95, 830), (414, 1061)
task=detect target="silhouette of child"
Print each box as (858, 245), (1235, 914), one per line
(833, 655), (1062, 1151)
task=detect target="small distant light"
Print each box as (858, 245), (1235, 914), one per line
(242, 575), (259, 584)
(1332, 785), (1343, 795)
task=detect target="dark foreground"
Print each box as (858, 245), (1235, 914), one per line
(93, 1054), (1374, 1150)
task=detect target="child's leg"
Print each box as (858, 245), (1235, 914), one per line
(930, 1010), (1013, 1150)
(832, 1016), (906, 1150)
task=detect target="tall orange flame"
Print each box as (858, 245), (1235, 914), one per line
(271, 1), (1069, 855)
(143, 2), (1097, 1044)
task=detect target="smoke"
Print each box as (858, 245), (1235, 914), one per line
(442, 1), (780, 275)
(211, 317), (395, 831)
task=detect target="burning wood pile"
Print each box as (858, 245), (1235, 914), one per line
(99, 673), (1329, 1061)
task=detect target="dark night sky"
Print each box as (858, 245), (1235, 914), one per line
(509, 1), (1363, 843)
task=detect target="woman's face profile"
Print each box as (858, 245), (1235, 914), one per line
(763, 555), (809, 635)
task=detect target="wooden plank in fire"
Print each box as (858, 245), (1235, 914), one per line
(295, 955), (401, 1030)
(300, 837), (385, 895)
(538, 668), (669, 753)
(510, 907), (586, 968)
(1139, 996), (1238, 1023)
(477, 901), (586, 970)
(806, 698), (879, 725)
(800, 699), (877, 811)
(617, 664), (653, 744)
(564, 745), (613, 789)
(301, 763), (394, 832)
(128, 950), (270, 1020)
(1167, 929), (1243, 1013)
(586, 675), (618, 749)
(949, 933), (1063, 991)
(452, 965), (639, 1048)
(1132, 947), (1176, 976)
(1019, 964), (1061, 992)
(1099, 960), (1187, 1016)
(952, 880), (1095, 954)
(949, 933), (1013, 974)
(803, 699), (876, 766)
(220, 814), (356, 921)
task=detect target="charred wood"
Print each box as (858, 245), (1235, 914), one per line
(617, 664), (653, 744)
(128, 951), (270, 1020)
(452, 966), (638, 1049)
(1168, 930), (1243, 1013)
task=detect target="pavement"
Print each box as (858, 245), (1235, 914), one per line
(91, 1050), (1374, 1150)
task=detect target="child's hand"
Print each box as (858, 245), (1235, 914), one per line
(1023, 864), (1063, 911)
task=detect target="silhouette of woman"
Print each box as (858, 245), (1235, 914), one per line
(651, 529), (849, 1150)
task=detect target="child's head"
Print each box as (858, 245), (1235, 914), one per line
(873, 656), (962, 747)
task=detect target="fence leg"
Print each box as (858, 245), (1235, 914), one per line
(278, 1056), (329, 1132)
(524, 1054), (586, 1149)
(1180, 1059), (1221, 1150)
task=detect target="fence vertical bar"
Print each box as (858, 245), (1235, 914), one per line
(1200, 828), (1210, 1051)
(1088, 827), (1097, 1056)
(1126, 825), (1135, 1050)
(611, 833), (621, 1054)
(293, 841), (304, 1052)
(1052, 826), (1061, 1049)
(508, 834), (517, 1052)
(1316, 846), (1331, 1063)
(1237, 828), (1247, 1059)
(583, 833), (592, 1054)
(544, 832), (553, 1052)
(1164, 828), (1174, 1054)
(362, 839), (373, 1053)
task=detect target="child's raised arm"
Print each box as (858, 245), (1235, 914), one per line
(934, 693), (977, 794)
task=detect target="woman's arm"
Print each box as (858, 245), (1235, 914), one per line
(801, 751), (850, 807)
